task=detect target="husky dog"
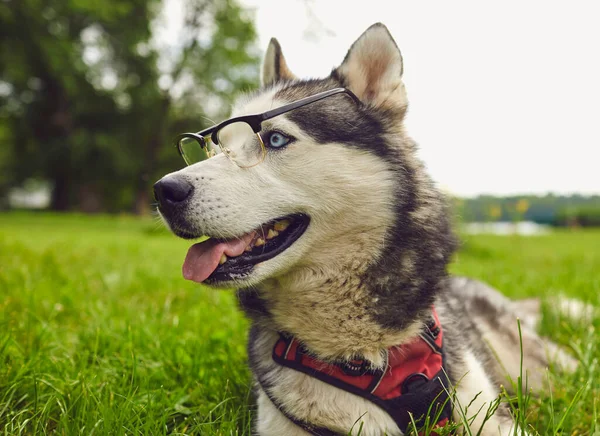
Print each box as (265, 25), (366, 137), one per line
(154, 23), (579, 436)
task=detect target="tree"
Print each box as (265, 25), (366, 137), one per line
(0, 0), (259, 213)
(126, 0), (260, 214)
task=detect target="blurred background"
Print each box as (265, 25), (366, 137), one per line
(1, 2), (599, 433)
(1, 0), (599, 226)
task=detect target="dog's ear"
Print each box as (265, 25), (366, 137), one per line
(262, 38), (297, 87)
(333, 23), (407, 109)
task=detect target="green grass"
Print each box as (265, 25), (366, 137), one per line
(1, 212), (598, 435)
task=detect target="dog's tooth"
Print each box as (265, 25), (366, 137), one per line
(245, 245), (253, 252)
(255, 237), (265, 247)
(266, 229), (278, 240)
(219, 254), (227, 265)
(274, 220), (290, 232)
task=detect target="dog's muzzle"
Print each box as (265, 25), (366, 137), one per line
(154, 175), (310, 285)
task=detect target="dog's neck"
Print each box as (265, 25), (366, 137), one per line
(250, 267), (427, 368)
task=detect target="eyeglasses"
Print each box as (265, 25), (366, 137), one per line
(176, 87), (360, 168)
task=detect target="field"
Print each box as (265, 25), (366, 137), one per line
(1, 213), (599, 435)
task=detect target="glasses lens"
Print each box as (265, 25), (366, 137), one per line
(178, 136), (215, 166)
(217, 122), (265, 168)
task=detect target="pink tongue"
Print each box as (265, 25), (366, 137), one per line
(182, 232), (256, 283)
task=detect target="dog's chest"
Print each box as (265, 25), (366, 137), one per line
(248, 326), (403, 436)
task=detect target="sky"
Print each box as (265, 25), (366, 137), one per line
(166, 0), (600, 197)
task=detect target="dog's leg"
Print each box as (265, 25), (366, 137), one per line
(453, 351), (519, 436)
(505, 296), (584, 384)
(510, 298), (542, 330)
(448, 278), (580, 393)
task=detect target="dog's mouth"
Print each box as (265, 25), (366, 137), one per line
(182, 213), (310, 284)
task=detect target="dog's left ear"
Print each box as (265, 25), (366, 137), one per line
(333, 23), (407, 109)
(262, 38), (297, 87)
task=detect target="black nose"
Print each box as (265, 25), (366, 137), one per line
(154, 176), (193, 205)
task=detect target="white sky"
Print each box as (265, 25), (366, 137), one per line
(166, 0), (600, 197)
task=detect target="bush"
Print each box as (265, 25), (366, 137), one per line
(554, 206), (600, 227)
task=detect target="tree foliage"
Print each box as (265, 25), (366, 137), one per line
(455, 194), (600, 227)
(0, 0), (259, 212)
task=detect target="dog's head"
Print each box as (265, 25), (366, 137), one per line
(156, 24), (420, 289)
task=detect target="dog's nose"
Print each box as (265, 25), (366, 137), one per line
(154, 176), (193, 205)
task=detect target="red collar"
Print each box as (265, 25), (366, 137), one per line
(271, 307), (451, 434)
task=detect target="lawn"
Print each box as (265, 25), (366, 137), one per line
(0, 213), (598, 435)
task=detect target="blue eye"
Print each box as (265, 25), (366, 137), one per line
(265, 131), (291, 149)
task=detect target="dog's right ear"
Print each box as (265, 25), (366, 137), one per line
(262, 38), (297, 87)
(333, 23), (407, 109)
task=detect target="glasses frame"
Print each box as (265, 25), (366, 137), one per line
(176, 87), (361, 168)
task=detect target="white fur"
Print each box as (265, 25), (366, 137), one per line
(452, 351), (516, 436)
(553, 296), (596, 320)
